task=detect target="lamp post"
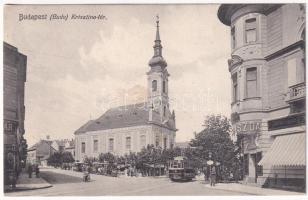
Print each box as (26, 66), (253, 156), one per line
(215, 161), (220, 182)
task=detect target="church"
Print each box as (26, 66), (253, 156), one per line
(74, 18), (177, 161)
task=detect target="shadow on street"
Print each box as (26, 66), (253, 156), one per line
(40, 171), (84, 184)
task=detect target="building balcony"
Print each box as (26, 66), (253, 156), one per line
(286, 82), (306, 103)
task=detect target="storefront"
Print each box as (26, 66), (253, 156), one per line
(258, 113), (306, 192)
(234, 119), (263, 184)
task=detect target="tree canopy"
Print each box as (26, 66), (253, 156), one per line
(47, 151), (75, 167)
(189, 114), (239, 180)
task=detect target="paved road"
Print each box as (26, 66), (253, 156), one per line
(6, 168), (250, 196)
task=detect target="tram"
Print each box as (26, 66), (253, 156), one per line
(168, 156), (196, 181)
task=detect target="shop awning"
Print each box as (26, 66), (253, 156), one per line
(259, 133), (306, 167)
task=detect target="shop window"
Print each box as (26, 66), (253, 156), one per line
(246, 67), (257, 98)
(256, 152), (263, 176)
(232, 73), (238, 102)
(245, 18), (257, 43)
(81, 142), (85, 153)
(244, 154), (249, 175)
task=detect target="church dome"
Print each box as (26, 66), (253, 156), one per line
(149, 56), (167, 67)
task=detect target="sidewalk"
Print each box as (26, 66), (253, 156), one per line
(4, 172), (52, 193)
(204, 182), (305, 195)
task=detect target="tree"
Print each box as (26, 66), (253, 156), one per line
(98, 152), (116, 163)
(62, 152), (75, 163)
(47, 152), (62, 167)
(160, 147), (182, 166)
(47, 151), (75, 168)
(189, 114), (238, 181)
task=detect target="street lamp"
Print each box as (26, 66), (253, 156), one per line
(215, 161), (221, 182)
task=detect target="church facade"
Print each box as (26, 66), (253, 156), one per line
(74, 18), (177, 161)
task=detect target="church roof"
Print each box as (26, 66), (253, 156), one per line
(75, 103), (148, 134)
(75, 102), (176, 134)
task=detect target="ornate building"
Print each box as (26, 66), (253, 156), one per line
(4, 42), (27, 188)
(218, 4), (305, 191)
(74, 18), (177, 161)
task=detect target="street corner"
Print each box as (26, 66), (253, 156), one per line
(4, 173), (53, 194)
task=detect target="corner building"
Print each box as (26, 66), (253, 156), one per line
(4, 42), (27, 187)
(218, 4), (305, 190)
(74, 18), (177, 161)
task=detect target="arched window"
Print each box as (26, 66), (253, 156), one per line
(163, 106), (166, 117)
(152, 80), (157, 92)
(163, 80), (166, 93)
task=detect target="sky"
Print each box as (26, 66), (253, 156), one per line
(4, 4), (231, 146)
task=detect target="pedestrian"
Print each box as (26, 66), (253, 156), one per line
(210, 166), (216, 187)
(35, 164), (40, 178)
(27, 164), (33, 178)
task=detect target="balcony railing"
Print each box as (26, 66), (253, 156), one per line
(286, 82), (306, 103)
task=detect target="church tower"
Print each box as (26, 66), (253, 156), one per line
(147, 16), (171, 123)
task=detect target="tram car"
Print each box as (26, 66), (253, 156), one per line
(168, 156), (196, 181)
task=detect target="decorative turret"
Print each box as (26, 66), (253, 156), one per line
(148, 15), (167, 68)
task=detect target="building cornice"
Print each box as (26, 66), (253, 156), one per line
(148, 121), (178, 132)
(218, 4), (283, 26)
(233, 105), (291, 115)
(265, 40), (305, 61)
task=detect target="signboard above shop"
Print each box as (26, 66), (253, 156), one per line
(233, 120), (261, 135)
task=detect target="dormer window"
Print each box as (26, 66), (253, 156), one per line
(152, 80), (157, 92)
(245, 18), (257, 43)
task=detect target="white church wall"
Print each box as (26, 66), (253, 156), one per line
(75, 125), (154, 159)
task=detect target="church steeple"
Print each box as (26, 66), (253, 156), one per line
(154, 15), (162, 56)
(149, 15), (167, 68)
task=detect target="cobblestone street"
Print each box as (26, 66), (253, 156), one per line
(6, 167), (304, 196)
(5, 167), (249, 196)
